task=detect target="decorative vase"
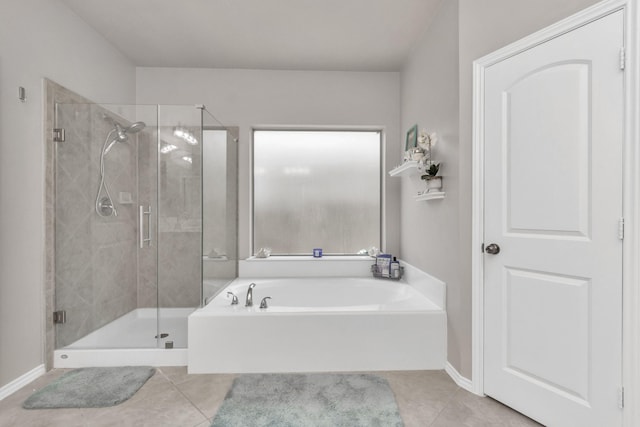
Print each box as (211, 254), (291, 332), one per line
(410, 147), (424, 161)
(424, 176), (442, 193)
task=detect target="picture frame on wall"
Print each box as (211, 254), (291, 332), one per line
(405, 124), (418, 151)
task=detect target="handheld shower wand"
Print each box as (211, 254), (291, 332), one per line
(95, 120), (146, 217)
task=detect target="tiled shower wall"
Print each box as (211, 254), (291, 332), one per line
(54, 102), (139, 347)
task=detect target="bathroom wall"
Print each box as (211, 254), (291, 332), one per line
(135, 68), (402, 259)
(0, 0), (135, 390)
(401, 0), (603, 380)
(399, 0), (461, 376)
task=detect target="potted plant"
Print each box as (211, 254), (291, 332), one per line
(420, 162), (442, 192)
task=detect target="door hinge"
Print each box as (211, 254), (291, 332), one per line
(53, 310), (66, 324)
(620, 47), (626, 70)
(53, 128), (65, 142)
(618, 217), (625, 240)
(618, 387), (625, 409)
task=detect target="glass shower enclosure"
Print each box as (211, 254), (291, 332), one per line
(52, 102), (236, 361)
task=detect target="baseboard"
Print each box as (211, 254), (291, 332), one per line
(0, 364), (45, 401)
(445, 361), (477, 395)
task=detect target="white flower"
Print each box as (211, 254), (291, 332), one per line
(418, 130), (438, 151)
(428, 132), (438, 147)
(417, 129), (429, 144)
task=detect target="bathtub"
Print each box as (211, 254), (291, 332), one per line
(188, 271), (446, 373)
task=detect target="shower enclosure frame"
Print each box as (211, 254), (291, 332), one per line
(43, 79), (232, 368)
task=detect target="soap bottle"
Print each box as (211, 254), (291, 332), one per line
(390, 257), (400, 279)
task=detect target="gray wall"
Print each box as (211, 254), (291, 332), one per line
(0, 0), (135, 389)
(398, 0), (603, 380)
(399, 0), (462, 376)
(136, 68), (402, 259)
(401, 0), (603, 379)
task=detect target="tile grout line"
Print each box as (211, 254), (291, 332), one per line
(427, 385), (463, 427)
(155, 368), (215, 425)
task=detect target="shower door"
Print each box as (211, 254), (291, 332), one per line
(154, 105), (204, 348)
(53, 102), (203, 351)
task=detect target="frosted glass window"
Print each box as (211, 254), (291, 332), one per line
(253, 130), (381, 255)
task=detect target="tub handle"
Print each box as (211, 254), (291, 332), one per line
(260, 297), (272, 309)
(227, 292), (238, 305)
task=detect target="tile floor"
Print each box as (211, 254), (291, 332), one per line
(0, 368), (542, 427)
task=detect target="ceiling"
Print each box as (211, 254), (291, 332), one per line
(59, 0), (441, 72)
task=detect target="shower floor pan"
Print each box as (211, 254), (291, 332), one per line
(53, 308), (194, 368)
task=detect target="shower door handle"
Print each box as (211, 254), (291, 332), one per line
(139, 205), (152, 248)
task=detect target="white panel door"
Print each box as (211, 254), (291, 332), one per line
(483, 11), (624, 427)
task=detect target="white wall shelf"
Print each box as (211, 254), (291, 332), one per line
(415, 191), (446, 201)
(388, 161), (419, 177)
(390, 161), (444, 201)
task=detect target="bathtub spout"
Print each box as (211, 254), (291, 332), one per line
(245, 283), (256, 307)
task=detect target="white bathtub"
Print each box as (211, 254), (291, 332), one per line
(188, 272), (446, 373)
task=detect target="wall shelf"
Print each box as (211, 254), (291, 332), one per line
(388, 161), (419, 177)
(390, 161), (445, 201)
(415, 191), (445, 201)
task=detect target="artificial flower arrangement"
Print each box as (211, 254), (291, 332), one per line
(417, 129), (442, 192)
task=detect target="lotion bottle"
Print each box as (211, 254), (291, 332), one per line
(390, 257), (400, 279)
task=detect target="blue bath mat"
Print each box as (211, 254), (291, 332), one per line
(211, 373), (404, 427)
(23, 366), (156, 409)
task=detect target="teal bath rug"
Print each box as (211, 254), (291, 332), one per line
(211, 373), (404, 427)
(23, 366), (156, 409)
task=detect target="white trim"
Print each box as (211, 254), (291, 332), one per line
(0, 365), (45, 401)
(622, 0), (640, 426)
(471, 1), (639, 426)
(445, 361), (475, 394)
(471, 57), (486, 397)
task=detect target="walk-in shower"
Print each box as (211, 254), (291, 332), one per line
(45, 80), (238, 367)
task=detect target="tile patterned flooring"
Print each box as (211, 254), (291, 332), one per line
(0, 368), (542, 427)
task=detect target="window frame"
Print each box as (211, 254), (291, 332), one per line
(250, 128), (384, 256)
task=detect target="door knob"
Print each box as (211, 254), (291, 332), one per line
(485, 243), (500, 254)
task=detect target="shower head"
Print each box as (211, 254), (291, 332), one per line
(104, 121), (146, 154)
(126, 121), (145, 134)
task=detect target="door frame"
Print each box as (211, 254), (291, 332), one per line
(471, 0), (640, 425)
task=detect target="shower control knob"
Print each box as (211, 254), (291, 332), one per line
(485, 243), (500, 255)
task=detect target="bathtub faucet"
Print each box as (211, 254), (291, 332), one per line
(245, 283), (256, 307)
(227, 292), (238, 305)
